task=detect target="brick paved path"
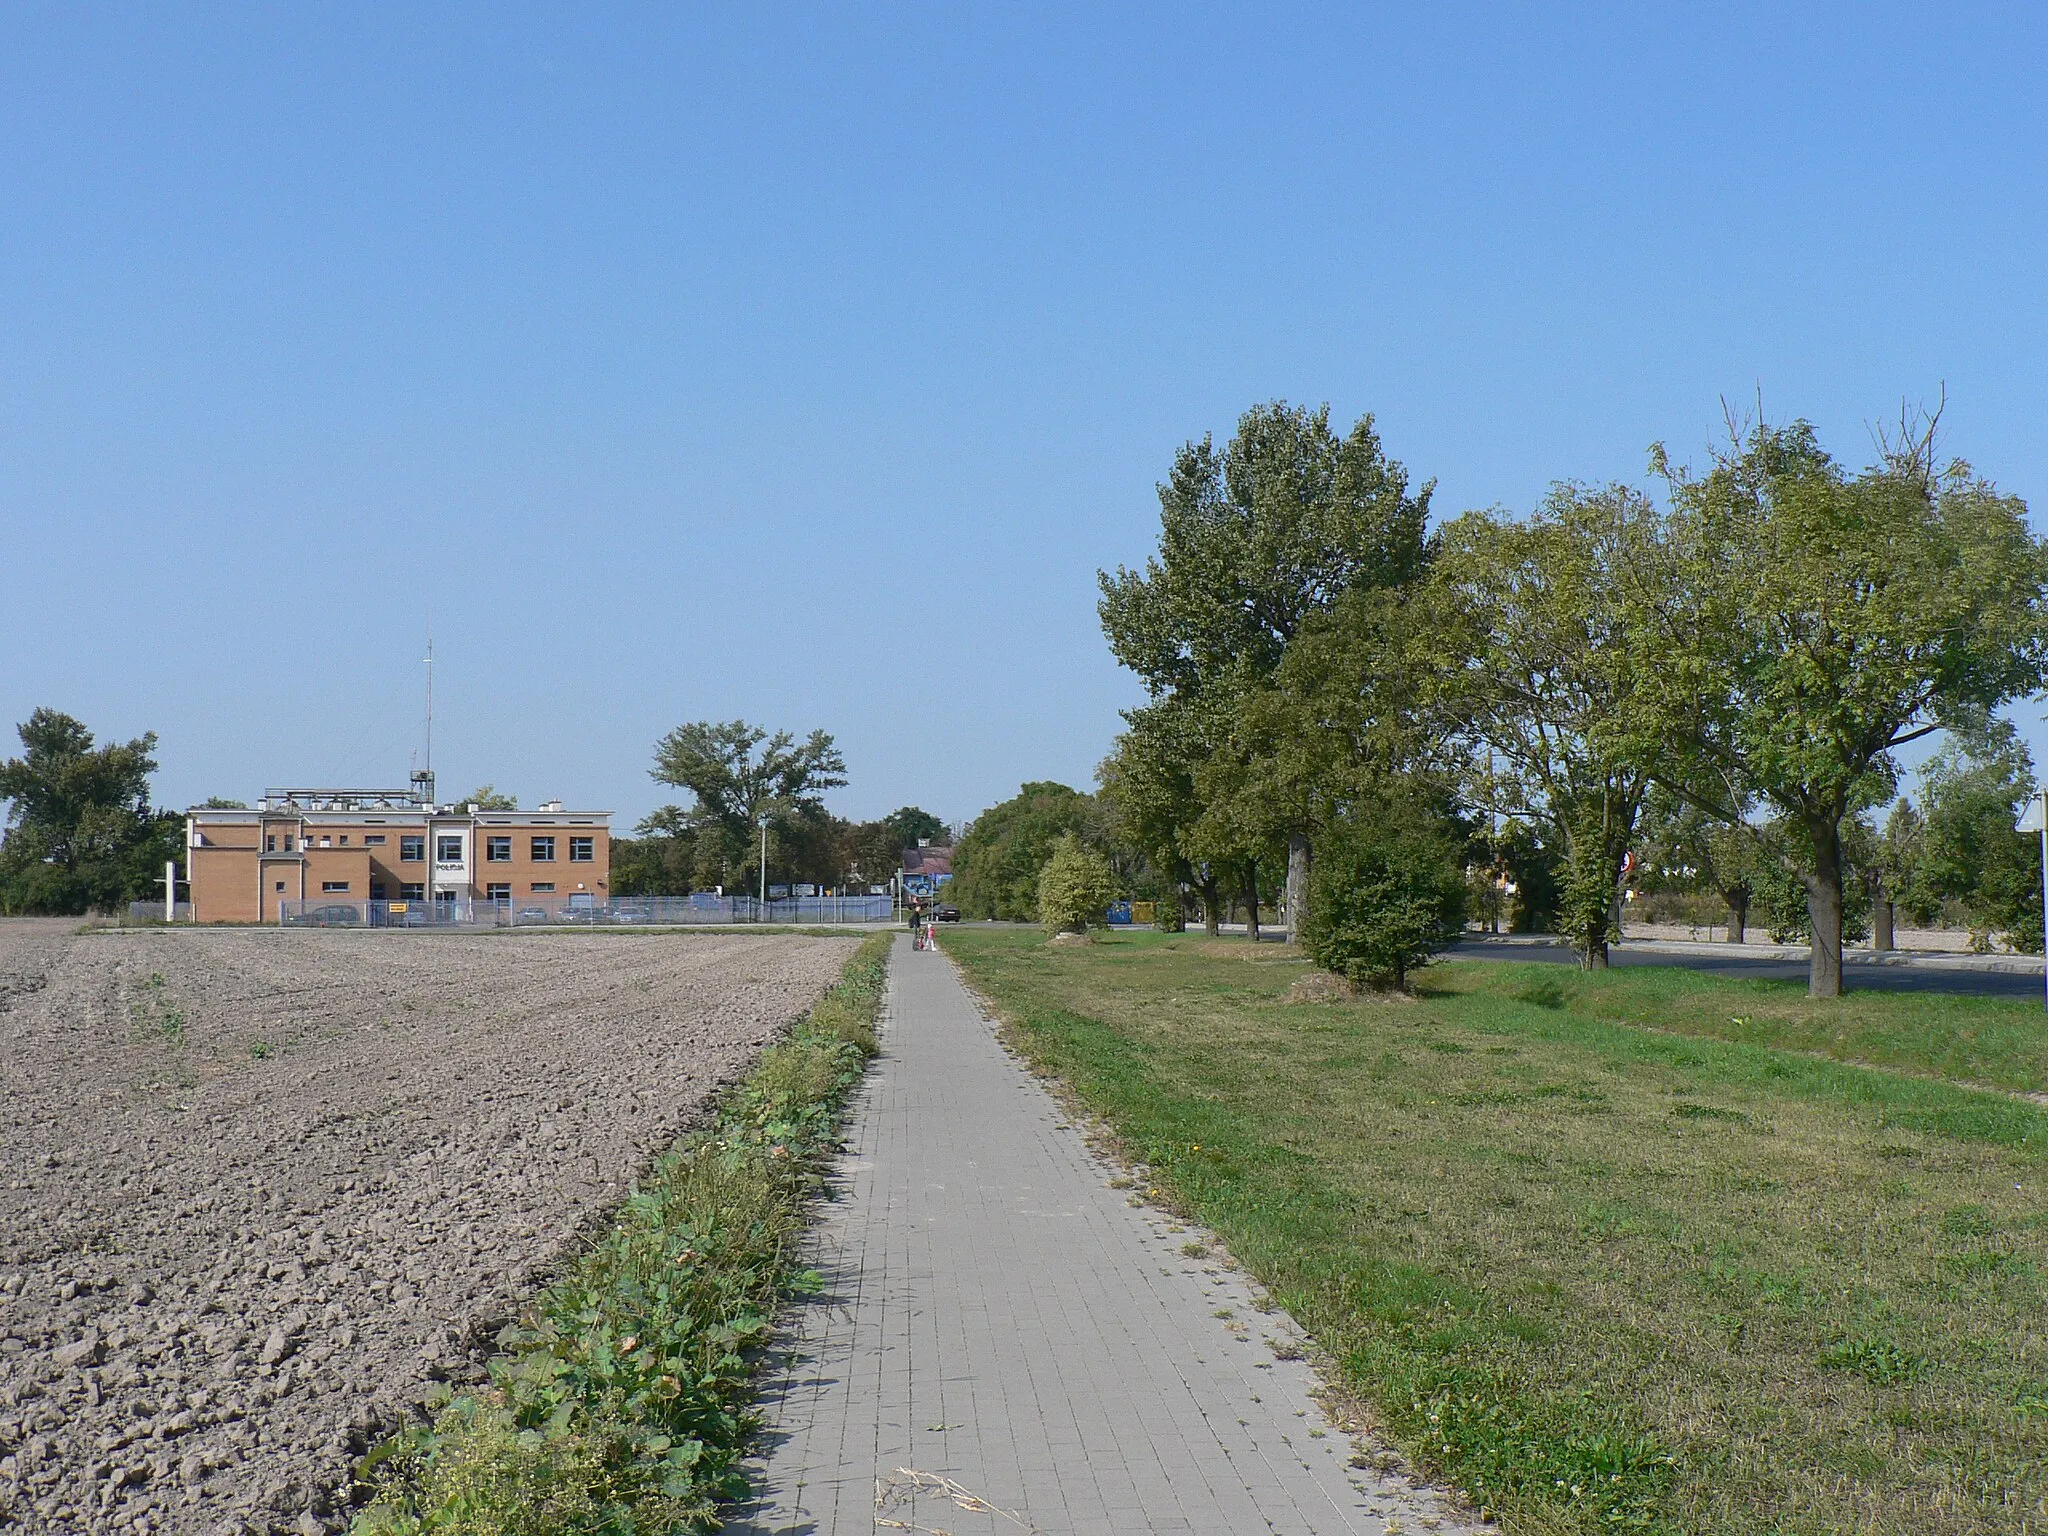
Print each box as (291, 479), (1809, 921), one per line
(728, 934), (1481, 1536)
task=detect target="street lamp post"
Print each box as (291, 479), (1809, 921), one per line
(759, 814), (770, 914)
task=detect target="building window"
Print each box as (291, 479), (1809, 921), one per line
(400, 882), (426, 901)
(319, 836), (331, 848)
(370, 882), (387, 900)
(486, 836), (512, 862)
(265, 834), (276, 852)
(531, 881), (555, 893)
(437, 835), (464, 863)
(486, 882), (511, 901)
(364, 834), (386, 846)
(569, 836), (594, 862)
(274, 880), (286, 893)
(400, 836), (425, 862)
(322, 880), (350, 893)
(339, 835), (349, 846)
(284, 836), (294, 851)
(531, 836), (556, 862)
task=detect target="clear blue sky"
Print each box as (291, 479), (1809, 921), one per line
(3, 5), (2044, 829)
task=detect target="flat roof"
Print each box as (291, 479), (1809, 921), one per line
(188, 807), (611, 821)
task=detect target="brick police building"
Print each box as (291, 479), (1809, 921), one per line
(184, 779), (611, 923)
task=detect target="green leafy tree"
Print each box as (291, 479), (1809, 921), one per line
(1917, 719), (2042, 953)
(200, 796), (248, 810)
(1430, 486), (1660, 968)
(1495, 821), (1562, 934)
(1629, 411), (2048, 996)
(1098, 401), (1433, 940)
(1036, 833), (1117, 935)
(1298, 793), (1469, 991)
(1635, 789), (1769, 942)
(648, 720), (847, 892)
(0, 708), (177, 915)
(950, 782), (1099, 921)
(461, 785), (518, 810)
(610, 831), (698, 897)
(846, 820), (904, 890)
(1747, 818), (1872, 945)
(774, 806), (858, 889)
(1867, 799), (1936, 948)
(1097, 699), (1215, 932)
(882, 807), (946, 847)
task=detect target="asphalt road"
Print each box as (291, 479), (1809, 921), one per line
(1451, 936), (2048, 1001)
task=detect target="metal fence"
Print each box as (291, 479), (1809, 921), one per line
(275, 893), (895, 929)
(124, 901), (194, 922)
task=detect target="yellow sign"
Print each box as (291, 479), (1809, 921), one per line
(1131, 900), (1156, 925)
(387, 902), (408, 913)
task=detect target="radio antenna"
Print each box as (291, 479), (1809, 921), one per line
(424, 628), (434, 778)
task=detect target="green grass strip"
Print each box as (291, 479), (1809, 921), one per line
(939, 930), (2048, 1535)
(350, 932), (891, 1535)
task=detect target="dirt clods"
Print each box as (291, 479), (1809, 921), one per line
(0, 922), (855, 1534)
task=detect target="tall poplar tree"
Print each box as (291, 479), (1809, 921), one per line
(1097, 401), (1432, 939)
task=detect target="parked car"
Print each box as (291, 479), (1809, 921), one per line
(287, 904), (361, 927)
(607, 906), (652, 924)
(514, 907), (550, 925)
(931, 904), (962, 922)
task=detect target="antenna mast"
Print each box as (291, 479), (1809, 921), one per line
(410, 630), (437, 810)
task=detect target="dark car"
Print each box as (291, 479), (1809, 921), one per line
(931, 904), (962, 922)
(287, 904), (361, 927)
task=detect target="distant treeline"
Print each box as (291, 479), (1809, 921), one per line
(953, 399), (2048, 996)
(0, 709), (185, 915)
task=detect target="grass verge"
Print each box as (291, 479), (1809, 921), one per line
(349, 931), (890, 1534)
(940, 928), (2048, 1536)
(1452, 957), (2048, 1097)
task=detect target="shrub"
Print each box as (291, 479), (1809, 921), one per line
(1299, 809), (1468, 991)
(1036, 833), (1117, 935)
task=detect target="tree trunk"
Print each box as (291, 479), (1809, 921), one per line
(1198, 876), (1221, 937)
(1285, 834), (1310, 944)
(1804, 816), (1846, 998)
(1723, 889), (1748, 945)
(1584, 933), (1609, 969)
(1243, 865), (1262, 943)
(1872, 896), (1894, 953)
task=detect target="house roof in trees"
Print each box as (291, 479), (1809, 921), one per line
(901, 845), (953, 877)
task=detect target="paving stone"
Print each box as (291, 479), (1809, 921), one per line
(729, 936), (1484, 1534)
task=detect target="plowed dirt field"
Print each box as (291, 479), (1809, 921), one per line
(0, 921), (855, 1535)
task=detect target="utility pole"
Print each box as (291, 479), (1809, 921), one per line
(759, 814), (770, 915)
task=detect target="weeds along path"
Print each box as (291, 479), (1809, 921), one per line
(0, 927), (856, 1536)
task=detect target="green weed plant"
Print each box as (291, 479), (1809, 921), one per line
(352, 933), (889, 1534)
(128, 970), (186, 1047)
